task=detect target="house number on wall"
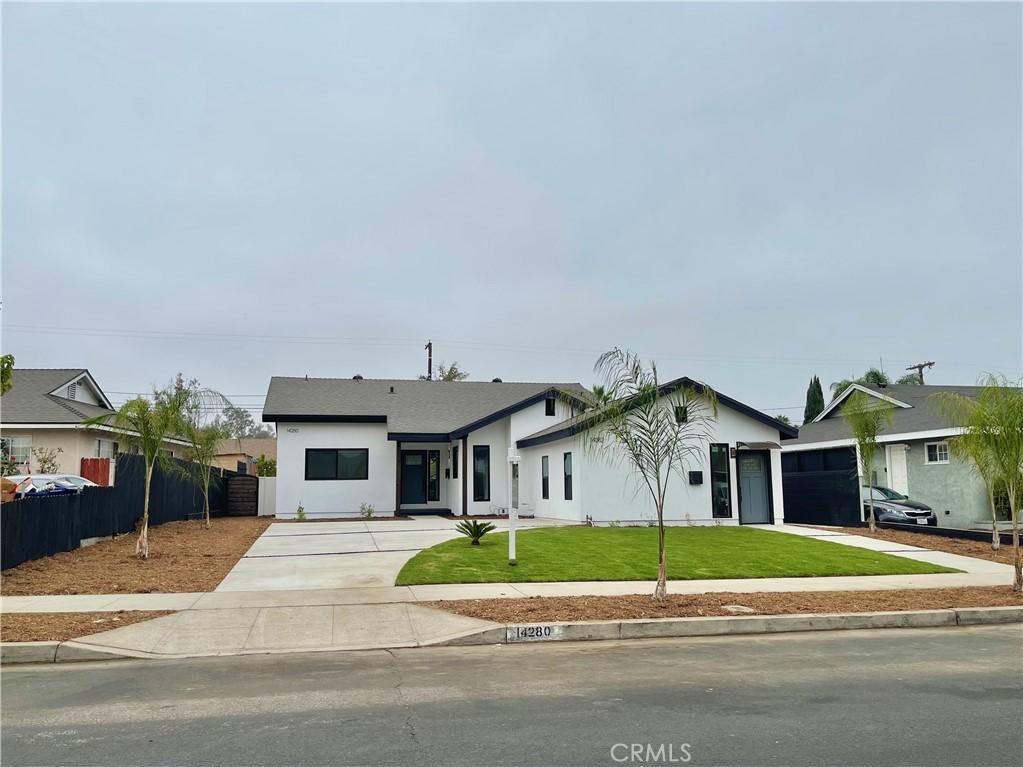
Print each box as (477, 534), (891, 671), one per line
(287, 428), (300, 433)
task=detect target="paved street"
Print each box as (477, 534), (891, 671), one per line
(3, 625), (1021, 767)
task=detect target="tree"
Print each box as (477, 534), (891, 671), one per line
(939, 418), (1004, 550)
(896, 373), (923, 385)
(829, 367), (891, 400)
(842, 390), (895, 532)
(419, 361), (470, 381)
(255, 455), (277, 477)
(214, 404), (274, 438)
(1, 354), (13, 395)
(85, 390), (189, 559)
(775, 414), (793, 426)
(803, 376), (825, 423)
(569, 349), (718, 601)
(933, 375), (1023, 590)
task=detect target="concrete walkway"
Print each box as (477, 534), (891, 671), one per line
(2, 522), (1014, 658)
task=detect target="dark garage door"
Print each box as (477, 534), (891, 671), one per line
(781, 447), (860, 526)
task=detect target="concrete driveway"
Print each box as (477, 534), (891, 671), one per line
(215, 517), (575, 592)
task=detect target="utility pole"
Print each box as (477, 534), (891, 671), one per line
(425, 340), (433, 381)
(905, 361), (934, 384)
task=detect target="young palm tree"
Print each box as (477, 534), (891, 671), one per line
(944, 425), (1003, 550)
(85, 390), (189, 559)
(183, 422), (231, 529)
(842, 390), (895, 532)
(569, 349), (718, 601)
(934, 375), (1023, 590)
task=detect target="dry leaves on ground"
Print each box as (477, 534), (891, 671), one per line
(1, 611), (173, 643)
(429, 587), (1023, 623)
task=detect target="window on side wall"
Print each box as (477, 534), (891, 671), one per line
(541, 455), (549, 499)
(925, 442), (949, 465)
(96, 439), (118, 459)
(452, 445), (459, 480)
(709, 443), (732, 518)
(545, 398), (556, 416)
(2, 436), (32, 467)
(473, 445), (490, 502)
(564, 452), (573, 501)
(305, 448), (370, 480)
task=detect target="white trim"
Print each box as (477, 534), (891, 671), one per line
(812, 384), (913, 423)
(45, 370), (114, 410)
(924, 440), (950, 465)
(782, 426), (965, 453)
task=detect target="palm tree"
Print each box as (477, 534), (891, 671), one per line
(85, 390), (189, 559)
(842, 390), (895, 532)
(569, 349), (718, 601)
(933, 375), (1023, 590)
(829, 367), (891, 400)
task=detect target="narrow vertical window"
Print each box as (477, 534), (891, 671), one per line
(545, 398), (556, 416)
(710, 443), (732, 518)
(541, 456), (550, 499)
(473, 445), (490, 502)
(563, 452), (573, 501)
(452, 445), (459, 479)
(427, 450), (440, 501)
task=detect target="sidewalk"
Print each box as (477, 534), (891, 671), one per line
(2, 524), (1015, 659)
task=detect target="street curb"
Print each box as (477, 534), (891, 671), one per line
(2, 606), (1020, 663)
(431, 606), (1023, 647)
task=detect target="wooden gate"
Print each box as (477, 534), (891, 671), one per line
(226, 474), (259, 516)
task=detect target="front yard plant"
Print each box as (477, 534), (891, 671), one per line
(455, 519), (496, 545)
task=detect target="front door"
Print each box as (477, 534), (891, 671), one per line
(888, 445), (909, 496)
(737, 452), (771, 524)
(401, 451), (428, 504)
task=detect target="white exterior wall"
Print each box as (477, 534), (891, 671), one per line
(0, 426), (181, 475)
(464, 420), (510, 515)
(276, 422), (395, 518)
(519, 404), (786, 525)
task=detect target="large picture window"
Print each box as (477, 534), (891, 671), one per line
(541, 455), (550, 499)
(305, 448), (369, 480)
(710, 443), (732, 518)
(1, 436), (31, 467)
(473, 446), (490, 502)
(564, 452), (573, 501)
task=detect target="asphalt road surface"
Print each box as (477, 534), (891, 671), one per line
(3, 625), (1021, 767)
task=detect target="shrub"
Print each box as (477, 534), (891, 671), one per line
(455, 519), (496, 545)
(360, 503), (375, 519)
(297, 502), (306, 521)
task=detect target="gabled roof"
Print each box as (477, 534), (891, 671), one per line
(812, 383), (913, 422)
(786, 383), (982, 447)
(216, 438), (277, 460)
(262, 377), (588, 439)
(516, 376), (798, 448)
(1, 369), (117, 425)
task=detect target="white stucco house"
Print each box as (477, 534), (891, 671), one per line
(262, 376), (797, 524)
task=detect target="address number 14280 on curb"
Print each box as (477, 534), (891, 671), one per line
(506, 625), (564, 642)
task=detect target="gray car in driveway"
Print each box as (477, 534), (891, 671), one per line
(863, 485), (937, 526)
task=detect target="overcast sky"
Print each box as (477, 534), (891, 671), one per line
(4, 2), (1021, 424)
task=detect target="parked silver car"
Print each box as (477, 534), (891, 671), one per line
(862, 485), (936, 526)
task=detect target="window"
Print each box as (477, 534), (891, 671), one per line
(710, 444), (732, 518)
(161, 449), (174, 459)
(1, 436), (32, 467)
(428, 450), (440, 502)
(95, 439), (118, 459)
(452, 445), (459, 480)
(541, 455), (550, 499)
(237, 461), (247, 474)
(925, 442), (949, 464)
(675, 405), (688, 423)
(305, 448), (369, 480)
(545, 398), (556, 417)
(473, 446), (490, 502)
(564, 452), (573, 501)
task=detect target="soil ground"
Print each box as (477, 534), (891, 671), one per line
(1, 611), (173, 643)
(1, 517), (273, 596)
(429, 586), (1023, 623)
(819, 526), (1017, 566)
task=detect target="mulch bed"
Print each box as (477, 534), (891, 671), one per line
(428, 587), (1023, 623)
(819, 526), (1018, 566)
(1, 517), (273, 596)
(1, 611), (173, 643)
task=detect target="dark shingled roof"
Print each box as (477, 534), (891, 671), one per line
(1, 369), (116, 424)
(262, 377), (588, 437)
(786, 384), (981, 447)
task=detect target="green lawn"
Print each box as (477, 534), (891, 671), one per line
(395, 526), (958, 585)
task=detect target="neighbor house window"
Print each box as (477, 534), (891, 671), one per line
(541, 455), (550, 499)
(473, 446), (490, 502)
(925, 442), (949, 465)
(305, 448), (369, 480)
(710, 443), (732, 518)
(428, 450), (440, 502)
(545, 398), (556, 417)
(452, 445), (459, 480)
(95, 439), (118, 459)
(2, 436), (32, 467)
(564, 452), (573, 501)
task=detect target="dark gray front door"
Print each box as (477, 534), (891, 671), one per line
(737, 452), (771, 524)
(401, 451), (427, 504)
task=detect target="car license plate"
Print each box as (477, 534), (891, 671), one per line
(917, 518), (929, 524)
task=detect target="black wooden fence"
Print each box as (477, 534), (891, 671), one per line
(1, 454), (233, 570)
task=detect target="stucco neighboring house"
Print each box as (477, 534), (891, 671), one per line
(261, 376), (797, 524)
(782, 383), (992, 529)
(0, 368), (187, 479)
(214, 438), (277, 475)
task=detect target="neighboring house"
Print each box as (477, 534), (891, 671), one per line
(0, 368), (187, 479)
(781, 383), (988, 529)
(262, 376), (797, 524)
(214, 438), (277, 475)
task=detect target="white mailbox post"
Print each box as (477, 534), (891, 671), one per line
(507, 447), (521, 563)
